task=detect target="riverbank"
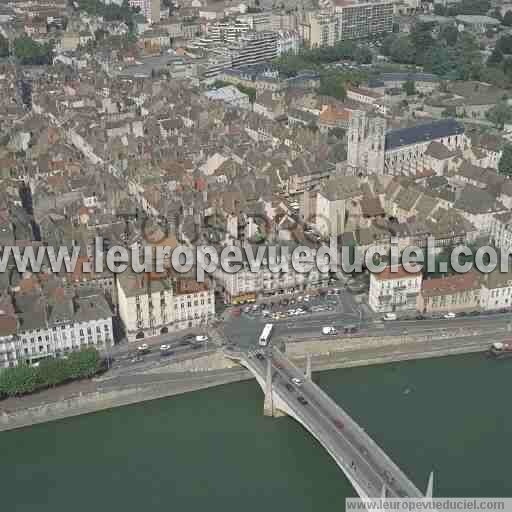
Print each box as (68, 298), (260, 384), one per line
(0, 333), (495, 433)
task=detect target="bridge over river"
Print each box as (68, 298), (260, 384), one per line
(224, 346), (434, 502)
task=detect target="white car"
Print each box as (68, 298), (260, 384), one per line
(137, 343), (150, 353)
(195, 335), (209, 342)
(160, 344), (171, 352)
(322, 326), (337, 335)
(292, 377), (303, 386)
(383, 313), (397, 321)
(444, 312), (456, 319)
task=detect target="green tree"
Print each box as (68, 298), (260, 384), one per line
(318, 71), (347, 100)
(14, 36), (52, 65)
(0, 34), (8, 58)
(459, 0), (491, 15)
(440, 24), (459, 46)
(390, 36), (415, 64)
(454, 32), (483, 80)
(402, 80), (416, 96)
(499, 144), (512, 176)
(504, 11), (512, 26)
(433, 4), (446, 15)
(497, 34), (512, 54)
(381, 34), (397, 56)
(410, 22), (435, 65)
(488, 47), (504, 65)
(354, 45), (372, 64)
(424, 44), (457, 77)
(486, 101), (512, 129)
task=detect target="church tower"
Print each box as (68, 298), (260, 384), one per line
(347, 111), (367, 175)
(367, 116), (386, 176)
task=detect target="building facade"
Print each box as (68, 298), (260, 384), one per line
(347, 111), (465, 176)
(369, 266), (423, 313)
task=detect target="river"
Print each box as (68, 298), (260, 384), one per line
(1, 353), (510, 511)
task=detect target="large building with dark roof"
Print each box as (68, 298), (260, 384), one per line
(347, 111), (466, 176)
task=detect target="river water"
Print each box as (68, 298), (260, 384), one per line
(1, 353), (511, 511)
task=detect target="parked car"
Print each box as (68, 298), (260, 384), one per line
(297, 396), (308, 405)
(292, 377), (303, 386)
(195, 335), (209, 342)
(322, 326), (338, 335)
(443, 312), (456, 319)
(137, 344), (150, 354)
(344, 325), (358, 334)
(383, 313), (397, 321)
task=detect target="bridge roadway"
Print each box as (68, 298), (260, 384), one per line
(225, 346), (425, 500)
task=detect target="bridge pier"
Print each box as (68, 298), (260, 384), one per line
(263, 357), (285, 417)
(305, 353), (312, 380)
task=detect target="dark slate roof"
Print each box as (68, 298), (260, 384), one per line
(367, 78), (385, 88)
(380, 73), (439, 83)
(385, 119), (464, 151)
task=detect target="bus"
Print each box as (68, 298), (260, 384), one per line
(259, 323), (274, 347)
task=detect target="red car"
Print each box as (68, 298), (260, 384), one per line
(333, 419), (344, 430)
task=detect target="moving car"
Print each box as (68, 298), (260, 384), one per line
(292, 377), (303, 386)
(285, 383), (294, 392)
(333, 419), (344, 430)
(322, 326), (338, 335)
(195, 335), (209, 342)
(443, 312), (456, 319)
(160, 344), (171, 352)
(344, 325), (358, 334)
(383, 313), (397, 321)
(297, 396), (308, 405)
(137, 344), (150, 354)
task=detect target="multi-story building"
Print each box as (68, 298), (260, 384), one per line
(212, 241), (330, 304)
(335, 0), (393, 40)
(208, 21), (251, 43)
(300, 11), (338, 48)
(0, 296), (18, 370)
(418, 272), (481, 314)
(16, 289), (114, 365)
(347, 111), (465, 176)
(129, 0), (160, 23)
(300, 0), (392, 47)
(369, 265), (423, 313)
(117, 272), (174, 341)
(173, 279), (215, 331)
(480, 269), (512, 312)
(277, 30), (301, 56)
(237, 12), (273, 32)
(490, 212), (512, 253)
(271, 12), (298, 31)
(231, 31), (278, 68)
(117, 272), (215, 341)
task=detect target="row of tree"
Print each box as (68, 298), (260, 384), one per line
(274, 41), (372, 78)
(77, 0), (139, 30)
(0, 348), (104, 398)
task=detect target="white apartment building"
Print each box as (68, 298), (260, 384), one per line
(173, 279), (215, 331)
(490, 212), (512, 253)
(369, 265), (423, 313)
(208, 21), (251, 43)
(0, 299), (17, 370)
(480, 269), (512, 311)
(212, 242), (330, 304)
(16, 289), (113, 364)
(117, 272), (215, 342)
(231, 31), (278, 68)
(129, 0), (160, 23)
(277, 30), (301, 56)
(300, 0), (393, 48)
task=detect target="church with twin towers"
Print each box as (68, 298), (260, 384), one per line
(347, 110), (466, 176)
